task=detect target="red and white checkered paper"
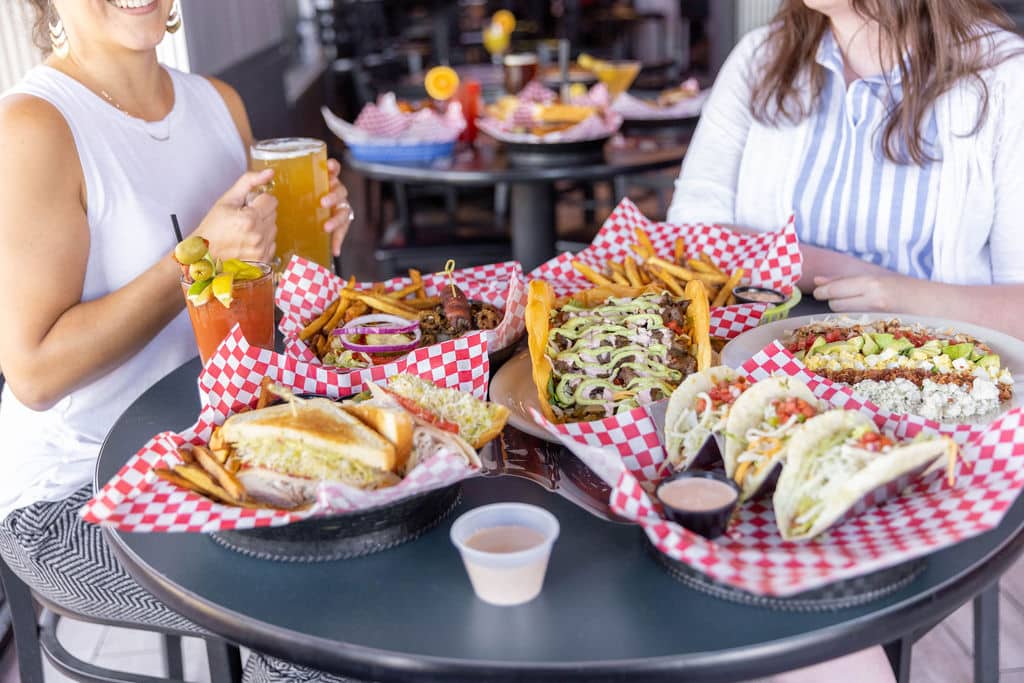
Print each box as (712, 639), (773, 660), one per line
(530, 198), (802, 340)
(276, 256), (526, 369)
(81, 325), (491, 533)
(322, 94), (465, 145)
(531, 339), (1024, 596)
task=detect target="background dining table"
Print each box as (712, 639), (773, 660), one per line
(97, 298), (1017, 682)
(343, 130), (690, 272)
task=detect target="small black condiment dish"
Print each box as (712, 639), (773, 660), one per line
(732, 285), (787, 306)
(656, 471), (740, 540)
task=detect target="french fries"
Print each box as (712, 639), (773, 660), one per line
(572, 261), (613, 287)
(300, 268), (495, 363)
(713, 267), (745, 308)
(571, 231), (749, 307)
(153, 380), (281, 508)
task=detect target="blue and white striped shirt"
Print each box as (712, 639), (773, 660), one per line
(793, 31), (942, 279)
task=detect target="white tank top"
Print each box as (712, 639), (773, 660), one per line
(0, 65), (247, 519)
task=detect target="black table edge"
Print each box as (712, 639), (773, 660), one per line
(104, 506), (1024, 682)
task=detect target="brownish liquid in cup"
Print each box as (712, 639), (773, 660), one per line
(659, 478), (737, 512)
(503, 54), (539, 95)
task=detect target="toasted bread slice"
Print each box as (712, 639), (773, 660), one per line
(342, 403), (414, 471)
(221, 398), (397, 477)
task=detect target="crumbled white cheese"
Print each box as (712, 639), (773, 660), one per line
(852, 377), (1001, 423)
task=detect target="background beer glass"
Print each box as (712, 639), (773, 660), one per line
(250, 138), (332, 269)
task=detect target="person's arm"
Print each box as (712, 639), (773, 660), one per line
(206, 77), (353, 256)
(0, 96), (278, 410)
(0, 96), (187, 410)
(812, 54), (1024, 339)
(206, 77), (254, 152)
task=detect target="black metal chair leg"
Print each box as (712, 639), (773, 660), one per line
(206, 638), (243, 683)
(162, 634), (183, 679)
(974, 582), (999, 683)
(883, 636), (912, 683)
(0, 558), (44, 683)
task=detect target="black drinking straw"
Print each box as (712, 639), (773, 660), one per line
(170, 214), (183, 243)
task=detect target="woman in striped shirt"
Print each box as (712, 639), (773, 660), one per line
(668, 0), (1024, 337)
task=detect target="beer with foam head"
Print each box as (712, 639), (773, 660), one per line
(251, 138), (331, 269)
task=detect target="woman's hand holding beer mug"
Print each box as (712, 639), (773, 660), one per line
(322, 158), (354, 257)
(193, 168), (279, 262)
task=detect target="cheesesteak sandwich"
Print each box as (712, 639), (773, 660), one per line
(773, 410), (956, 541)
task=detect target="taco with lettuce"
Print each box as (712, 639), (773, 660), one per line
(773, 410), (955, 541)
(664, 366), (750, 471)
(723, 376), (822, 501)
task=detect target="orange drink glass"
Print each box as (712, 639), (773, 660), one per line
(180, 262), (275, 364)
(592, 60), (641, 101)
(250, 138), (332, 270)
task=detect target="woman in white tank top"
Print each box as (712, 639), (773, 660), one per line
(0, 1), (354, 679)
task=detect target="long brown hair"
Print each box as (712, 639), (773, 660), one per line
(750, 0), (1020, 165)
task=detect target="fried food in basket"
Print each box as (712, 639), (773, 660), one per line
(568, 227), (749, 308)
(298, 267), (504, 369)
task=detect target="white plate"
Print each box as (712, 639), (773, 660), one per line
(489, 349), (560, 443)
(721, 312), (1024, 415)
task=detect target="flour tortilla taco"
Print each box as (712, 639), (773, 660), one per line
(773, 410), (955, 541)
(723, 377), (821, 501)
(664, 366), (749, 471)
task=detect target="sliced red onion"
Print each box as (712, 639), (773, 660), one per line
(339, 325), (422, 354)
(332, 313), (419, 337)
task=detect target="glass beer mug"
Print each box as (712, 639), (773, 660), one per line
(250, 138), (332, 270)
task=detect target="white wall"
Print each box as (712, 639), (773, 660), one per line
(737, 0), (782, 35)
(0, 2), (43, 93)
(180, 0), (286, 75)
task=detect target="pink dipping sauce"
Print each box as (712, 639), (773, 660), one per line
(659, 478), (737, 512)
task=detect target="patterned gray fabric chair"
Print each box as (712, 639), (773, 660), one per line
(0, 557), (242, 683)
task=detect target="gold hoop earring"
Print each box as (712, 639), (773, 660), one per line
(48, 4), (69, 58)
(165, 0), (182, 33)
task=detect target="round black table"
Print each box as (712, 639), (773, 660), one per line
(344, 134), (689, 272)
(98, 299), (1023, 682)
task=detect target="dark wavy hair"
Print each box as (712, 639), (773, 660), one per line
(750, 0), (1021, 165)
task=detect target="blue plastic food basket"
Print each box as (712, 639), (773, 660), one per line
(347, 141), (455, 164)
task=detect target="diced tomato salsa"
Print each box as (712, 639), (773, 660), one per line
(695, 377), (749, 412)
(857, 431), (894, 452)
(771, 397), (818, 424)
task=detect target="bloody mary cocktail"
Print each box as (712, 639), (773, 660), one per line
(180, 261), (275, 364)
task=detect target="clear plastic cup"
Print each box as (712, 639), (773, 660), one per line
(450, 503), (560, 606)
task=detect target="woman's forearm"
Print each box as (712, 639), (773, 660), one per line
(798, 243), (894, 292)
(9, 253), (186, 410)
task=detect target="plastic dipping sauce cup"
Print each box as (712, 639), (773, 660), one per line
(450, 503), (559, 606)
(180, 262), (275, 364)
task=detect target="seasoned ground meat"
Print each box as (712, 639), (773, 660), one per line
(662, 301), (689, 327)
(616, 365), (640, 386)
(666, 346), (697, 375)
